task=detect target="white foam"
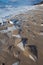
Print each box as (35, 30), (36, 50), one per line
(0, 5), (37, 22)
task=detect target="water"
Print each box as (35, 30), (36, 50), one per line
(0, 0), (43, 22)
(0, 0), (42, 7)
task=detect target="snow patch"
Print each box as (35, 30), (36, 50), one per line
(40, 4), (43, 6)
(39, 33), (43, 35)
(0, 26), (17, 33)
(41, 24), (43, 26)
(9, 21), (14, 24)
(17, 42), (25, 51)
(12, 34), (21, 38)
(12, 61), (19, 65)
(29, 54), (36, 62)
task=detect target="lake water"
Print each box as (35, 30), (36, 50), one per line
(0, 0), (42, 7)
(0, 0), (43, 22)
